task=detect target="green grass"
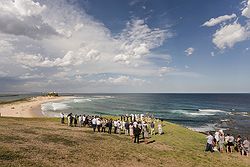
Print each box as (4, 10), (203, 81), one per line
(0, 117), (249, 167)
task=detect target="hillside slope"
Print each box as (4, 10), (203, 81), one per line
(0, 117), (249, 167)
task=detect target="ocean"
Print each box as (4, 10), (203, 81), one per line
(1, 93), (250, 136)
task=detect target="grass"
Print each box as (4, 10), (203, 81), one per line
(0, 117), (249, 167)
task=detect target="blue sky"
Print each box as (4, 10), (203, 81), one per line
(0, 0), (250, 93)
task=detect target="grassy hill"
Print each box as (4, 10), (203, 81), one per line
(0, 117), (249, 167)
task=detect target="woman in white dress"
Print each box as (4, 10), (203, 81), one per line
(143, 123), (149, 144)
(129, 123), (134, 142)
(158, 122), (163, 135)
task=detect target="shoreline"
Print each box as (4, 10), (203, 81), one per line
(1, 95), (249, 137)
(0, 96), (74, 118)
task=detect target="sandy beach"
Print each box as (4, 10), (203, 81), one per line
(0, 96), (72, 118)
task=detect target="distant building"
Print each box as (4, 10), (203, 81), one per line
(42, 92), (59, 97)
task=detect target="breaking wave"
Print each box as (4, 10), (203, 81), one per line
(41, 102), (70, 111)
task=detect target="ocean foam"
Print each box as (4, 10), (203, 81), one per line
(188, 112), (215, 116)
(169, 109), (227, 117)
(187, 123), (216, 132)
(41, 102), (70, 111)
(198, 109), (226, 113)
(73, 98), (92, 103)
(228, 111), (249, 117)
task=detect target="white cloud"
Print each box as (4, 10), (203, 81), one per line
(242, 0), (250, 18)
(158, 67), (176, 77)
(212, 23), (250, 49)
(98, 75), (146, 85)
(0, 0), (176, 92)
(211, 52), (215, 57)
(185, 47), (195, 56)
(0, 71), (8, 77)
(14, 48), (101, 68)
(202, 13), (237, 27)
(129, 0), (142, 6)
(0, 0), (46, 17)
(0, 40), (14, 53)
(14, 53), (53, 67)
(114, 19), (171, 65)
(19, 73), (44, 79)
(0, 0), (58, 39)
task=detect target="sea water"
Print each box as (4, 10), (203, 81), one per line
(1, 93), (250, 136)
(40, 93), (250, 136)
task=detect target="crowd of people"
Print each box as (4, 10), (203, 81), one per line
(205, 130), (249, 157)
(60, 113), (164, 144)
(60, 112), (249, 156)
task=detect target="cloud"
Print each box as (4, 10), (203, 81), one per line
(184, 47), (195, 56)
(211, 52), (215, 57)
(212, 23), (250, 49)
(202, 13), (237, 27)
(242, 0), (250, 18)
(114, 19), (171, 65)
(129, 0), (144, 6)
(0, 40), (14, 53)
(14, 48), (101, 68)
(158, 67), (176, 77)
(0, 71), (8, 77)
(0, 0), (58, 39)
(0, 0), (175, 92)
(19, 73), (44, 80)
(0, 0), (46, 17)
(97, 75), (146, 85)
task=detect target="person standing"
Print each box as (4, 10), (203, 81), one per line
(158, 122), (163, 135)
(114, 120), (118, 134)
(129, 123), (134, 142)
(205, 132), (214, 152)
(225, 134), (230, 152)
(143, 123), (149, 144)
(133, 125), (141, 144)
(150, 121), (155, 135)
(92, 117), (97, 132)
(67, 115), (71, 126)
(73, 114), (78, 127)
(69, 114), (73, 127)
(218, 132), (225, 153)
(96, 118), (101, 132)
(236, 135), (243, 153)
(242, 137), (249, 156)
(117, 121), (121, 134)
(78, 115), (83, 127)
(228, 134), (235, 153)
(67, 113), (72, 126)
(125, 121), (129, 136)
(101, 119), (106, 133)
(107, 119), (112, 134)
(82, 115), (86, 126)
(60, 113), (65, 124)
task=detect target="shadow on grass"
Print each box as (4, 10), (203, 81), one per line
(21, 128), (38, 135)
(0, 135), (27, 143)
(39, 134), (77, 146)
(0, 148), (22, 161)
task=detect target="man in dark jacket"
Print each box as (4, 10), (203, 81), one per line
(133, 125), (141, 144)
(107, 119), (113, 134)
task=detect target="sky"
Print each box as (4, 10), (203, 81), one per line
(0, 0), (250, 93)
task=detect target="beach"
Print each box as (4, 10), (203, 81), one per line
(0, 96), (72, 118)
